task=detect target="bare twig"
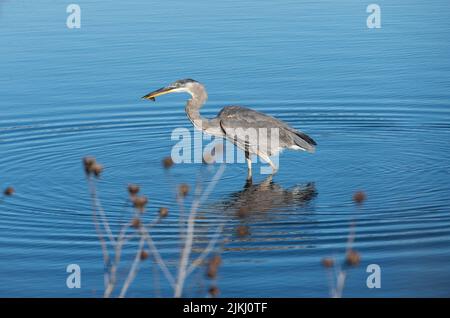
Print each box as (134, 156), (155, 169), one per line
(104, 222), (131, 298)
(152, 261), (161, 297)
(174, 164), (226, 298)
(140, 226), (176, 288)
(329, 222), (357, 298)
(87, 178), (111, 289)
(334, 270), (347, 298)
(86, 157), (226, 298)
(186, 224), (224, 277)
(89, 179), (115, 245)
(119, 235), (146, 298)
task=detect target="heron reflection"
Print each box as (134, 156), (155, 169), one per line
(220, 176), (317, 220)
(190, 176), (317, 262)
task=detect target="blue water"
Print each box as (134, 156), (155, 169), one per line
(1, 0), (450, 297)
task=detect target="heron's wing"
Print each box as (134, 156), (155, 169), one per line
(217, 106), (316, 155)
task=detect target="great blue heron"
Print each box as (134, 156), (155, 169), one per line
(142, 79), (316, 178)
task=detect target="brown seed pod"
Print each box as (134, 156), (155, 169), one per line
(353, 191), (367, 204)
(140, 250), (149, 260)
(83, 157), (96, 175)
(128, 184), (140, 196)
(210, 255), (222, 266)
(236, 225), (250, 237)
(133, 196), (148, 211)
(159, 207), (169, 218)
(208, 286), (220, 297)
(321, 258), (335, 268)
(131, 218), (141, 229)
(206, 255), (222, 279)
(162, 157), (174, 169)
(3, 186), (15, 196)
(345, 250), (361, 266)
(92, 164), (103, 177)
(178, 184), (190, 197)
(207, 266), (218, 279)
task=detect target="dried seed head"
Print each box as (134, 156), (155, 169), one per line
(208, 286), (220, 297)
(3, 186), (15, 196)
(207, 255), (222, 279)
(83, 157), (96, 175)
(133, 196), (148, 212)
(345, 250), (361, 266)
(207, 266), (218, 279)
(321, 258), (335, 268)
(236, 225), (250, 237)
(353, 191), (367, 205)
(140, 250), (149, 260)
(128, 184), (140, 196)
(159, 207), (169, 218)
(178, 184), (189, 197)
(92, 164), (103, 177)
(131, 218), (141, 229)
(211, 255), (222, 266)
(162, 157), (174, 169)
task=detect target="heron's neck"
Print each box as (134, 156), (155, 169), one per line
(185, 86), (213, 131)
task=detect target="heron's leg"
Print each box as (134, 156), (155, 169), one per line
(267, 158), (278, 174)
(245, 151), (252, 180)
(244, 176), (253, 189)
(261, 174), (273, 187)
(257, 151), (278, 174)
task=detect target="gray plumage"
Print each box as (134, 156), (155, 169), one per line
(143, 78), (317, 177)
(218, 106), (316, 155)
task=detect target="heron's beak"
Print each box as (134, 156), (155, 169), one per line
(142, 86), (176, 101)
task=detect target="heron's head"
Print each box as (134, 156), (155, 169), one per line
(142, 79), (200, 101)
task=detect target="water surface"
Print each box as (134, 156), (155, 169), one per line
(1, 0), (450, 297)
